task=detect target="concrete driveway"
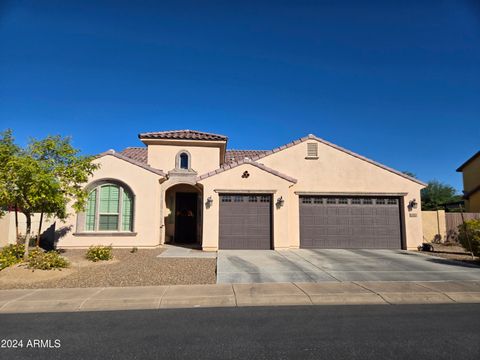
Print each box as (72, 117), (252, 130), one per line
(217, 249), (480, 284)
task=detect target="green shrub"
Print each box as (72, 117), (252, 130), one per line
(27, 249), (69, 270)
(85, 245), (113, 262)
(458, 219), (480, 257)
(0, 244), (25, 270)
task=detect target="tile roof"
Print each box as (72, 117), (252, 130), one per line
(138, 129), (228, 141)
(120, 147), (148, 163)
(224, 150), (268, 164)
(197, 158), (297, 183)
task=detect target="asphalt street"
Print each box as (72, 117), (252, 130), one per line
(0, 304), (479, 360)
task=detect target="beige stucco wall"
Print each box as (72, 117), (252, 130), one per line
(255, 139), (424, 250)
(199, 163), (295, 251)
(462, 156), (480, 194)
(147, 142), (222, 174)
(57, 154), (163, 248)
(0, 212), (57, 247)
(461, 155), (480, 212)
(422, 210), (447, 243)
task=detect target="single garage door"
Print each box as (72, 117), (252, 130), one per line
(300, 196), (402, 249)
(219, 194), (272, 249)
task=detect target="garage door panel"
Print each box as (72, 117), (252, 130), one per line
(300, 196), (402, 249)
(219, 194), (272, 250)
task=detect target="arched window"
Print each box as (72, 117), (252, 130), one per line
(85, 183), (133, 231)
(179, 152), (189, 169)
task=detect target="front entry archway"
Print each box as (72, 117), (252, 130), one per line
(174, 192), (197, 243)
(164, 183), (202, 245)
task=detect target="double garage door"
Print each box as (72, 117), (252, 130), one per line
(300, 196), (402, 249)
(219, 194), (272, 249)
(218, 194), (402, 250)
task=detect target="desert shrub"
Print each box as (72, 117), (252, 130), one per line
(85, 245), (113, 262)
(458, 219), (480, 257)
(27, 249), (69, 270)
(0, 244), (25, 270)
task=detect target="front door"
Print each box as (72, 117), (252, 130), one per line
(175, 192), (197, 243)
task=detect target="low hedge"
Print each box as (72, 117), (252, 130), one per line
(27, 249), (69, 270)
(85, 245), (113, 262)
(0, 244), (25, 270)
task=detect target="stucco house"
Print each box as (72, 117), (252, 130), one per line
(457, 151), (480, 212)
(57, 130), (425, 251)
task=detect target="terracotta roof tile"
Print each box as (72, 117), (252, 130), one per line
(119, 147), (148, 163)
(138, 129), (227, 141)
(224, 150), (268, 164)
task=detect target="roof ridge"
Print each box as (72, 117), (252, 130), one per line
(138, 129), (228, 141)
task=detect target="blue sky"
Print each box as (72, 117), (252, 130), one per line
(0, 0), (479, 191)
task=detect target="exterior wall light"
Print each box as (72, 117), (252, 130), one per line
(409, 199), (418, 209)
(206, 196), (213, 208)
(276, 196), (285, 207)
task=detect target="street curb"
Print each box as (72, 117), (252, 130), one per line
(0, 281), (479, 313)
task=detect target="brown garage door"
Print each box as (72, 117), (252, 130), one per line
(299, 196), (402, 249)
(219, 194), (272, 249)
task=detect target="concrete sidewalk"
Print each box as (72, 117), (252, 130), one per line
(1, 280), (480, 313)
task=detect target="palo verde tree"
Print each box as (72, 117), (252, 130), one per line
(0, 130), (99, 258)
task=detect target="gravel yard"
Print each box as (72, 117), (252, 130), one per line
(0, 247), (217, 289)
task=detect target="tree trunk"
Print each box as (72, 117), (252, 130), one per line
(23, 213), (31, 260)
(36, 211), (44, 247)
(14, 204), (19, 244)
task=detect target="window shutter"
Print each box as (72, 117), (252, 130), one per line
(122, 190), (133, 231)
(85, 190), (97, 230)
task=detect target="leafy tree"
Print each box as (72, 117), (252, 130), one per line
(0, 130), (99, 258)
(0, 130), (21, 238)
(421, 180), (461, 210)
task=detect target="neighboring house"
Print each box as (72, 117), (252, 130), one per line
(457, 151), (480, 212)
(54, 130), (425, 250)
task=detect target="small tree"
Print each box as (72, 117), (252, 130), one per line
(0, 130), (21, 240)
(421, 180), (462, 211)
(0, 130), (99, 258)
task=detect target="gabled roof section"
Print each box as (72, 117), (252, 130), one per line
(197, 159), (297, 183)
(97, 150), (165, 176)
(138, 129), (228, 141)
(225, 150), (268, 164)
(457, 151), (480, 172)
(247, 134), (426, 187)
(120, 147), (147, 163)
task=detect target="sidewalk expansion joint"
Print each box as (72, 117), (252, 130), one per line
(292, 283), (314, 305)
(352, 282), (393, 305)
(231, 284), (238, 307)
(77, 288), (105, 311)
(0, 289), (41, 311)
